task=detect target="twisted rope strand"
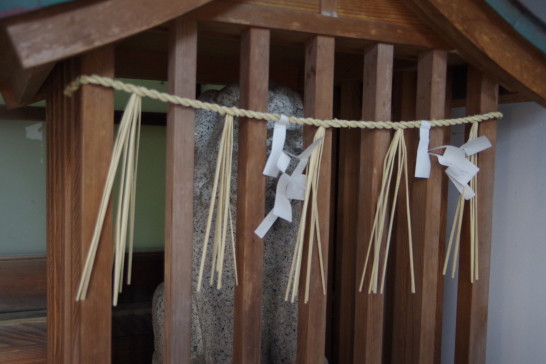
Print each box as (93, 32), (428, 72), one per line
(65, 75), (503, 129)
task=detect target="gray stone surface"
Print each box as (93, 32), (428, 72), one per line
(152, 84), (304, 364)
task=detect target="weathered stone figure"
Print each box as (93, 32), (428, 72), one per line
(153, 84), (304, 364)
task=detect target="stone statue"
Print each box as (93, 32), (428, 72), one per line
(152, 84), (304, 364)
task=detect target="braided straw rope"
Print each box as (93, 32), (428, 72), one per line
(65, 75), (503, 128)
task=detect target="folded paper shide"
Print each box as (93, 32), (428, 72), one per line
(63, 75), (502, 305)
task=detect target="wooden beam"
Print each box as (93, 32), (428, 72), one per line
(46, 46), (114, 364)
(0, 28), (53, 107)
(296, 35), (334, 364)
(353, 43), (394, 364)
(407, 0), (546, 106)
(3, 0), (214, 69)
(391, 50), (448, 364)
(188, 2), (446, 49)
(233, 27), (269, 364)
(163, 18), (197, 364)
(455, 67), (498, 364)
(331, 81), (360, 364)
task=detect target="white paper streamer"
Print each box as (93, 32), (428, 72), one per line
(255, 122), (324, 239)
(263, 115), (289, 177)
(428, 136), (491, 200)
(415, 120), (431, 178)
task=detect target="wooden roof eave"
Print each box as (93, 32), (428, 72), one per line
(407, 0), (546, 107)
(0, 0), (215, 107)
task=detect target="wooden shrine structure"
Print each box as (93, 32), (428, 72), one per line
(0, 0), (545, 363)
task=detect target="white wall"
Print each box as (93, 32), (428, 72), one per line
(442, 102), (546, 364)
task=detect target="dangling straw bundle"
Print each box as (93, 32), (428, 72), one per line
(197, 114), (238, 291)
(77, 94), (142, 304)
(359, 129), (415, 294)
(285, 127), (327, 304)
(443, 122), (480, 281)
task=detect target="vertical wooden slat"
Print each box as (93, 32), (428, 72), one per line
(352, 43), (394, 364)
(455, 66), (498, 364)
(46, 46), (114, 364)
(332, 81), (361, 364)
(391, 50), (448, 364)
(388, 70), (418, 364)
(296, 35), (334, 364)
(164, 18), (197, 364)
(233, 27), (270, 364)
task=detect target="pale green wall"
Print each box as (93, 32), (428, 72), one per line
(0, 85), (167, 256)
(0, 120), (46, 256)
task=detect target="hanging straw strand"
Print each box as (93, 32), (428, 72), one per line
(197, 114), (235, 291)
(76, 94), (142, 302)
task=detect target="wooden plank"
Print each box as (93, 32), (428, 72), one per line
(0, 26), (53, 107)
(331, 81), (360, 364)
(296, 35), (334, 364)
(0, 316), (46, 364)
(391, 50), (447, 364)
(46, 46), (114, 364)
(0, 257), (46, 313)
(0, 252), (162, 364)
(408, 0), (546, 106)
(455, 66), (498, 364)
(3, 0), (214, 69)
(232, 27), (269, 364)
(229, 0), (319, 13)
(338, 0), (426, 27)
(189, 2), (446, 49)
(352, 43), (394, 364)
(163, 18), (197, 364)
(388, 70), (417, 364)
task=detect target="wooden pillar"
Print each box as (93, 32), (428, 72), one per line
(455, 66), (498, 364)
(163, 18), (197, 364)
(391, 50), (448, 364)
(388, 70), (418, 364)
(46, 46), (114, 364)
(353, 43), (394, 364)
(296, 35), (334, 364)
(233, 27), (269, 364)
(331, 81), (361, 364)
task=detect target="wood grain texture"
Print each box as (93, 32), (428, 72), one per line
(391, 50), (448, 364)
(0, 316), (46, 364)
(352, 43), (394, 364)
(3, 0), (214, 69)
(338, 0), (425, 26)
(296, 35), (334, 364)
(331, 81), (360, 364)
(46, 46), (114, 364)
(388, 70), (417, 364)
(407, 0), (546, 106)
(232, 27), (269, 364)
(455, 67), (498, 364)
(226, 0), (319, 13)
(163, 18), (197, 364)
(0, 252), (163, 364)
(0, 257), (46, 313)
(189, 1), (446, 49)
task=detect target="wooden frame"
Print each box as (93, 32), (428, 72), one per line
(0, 1), (522, 363)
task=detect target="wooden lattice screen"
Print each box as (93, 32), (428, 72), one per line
(46, 15), (498, 364)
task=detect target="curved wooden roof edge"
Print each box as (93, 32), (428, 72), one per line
(408, 0), (546, 107)
(0, 0), (545, 107)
